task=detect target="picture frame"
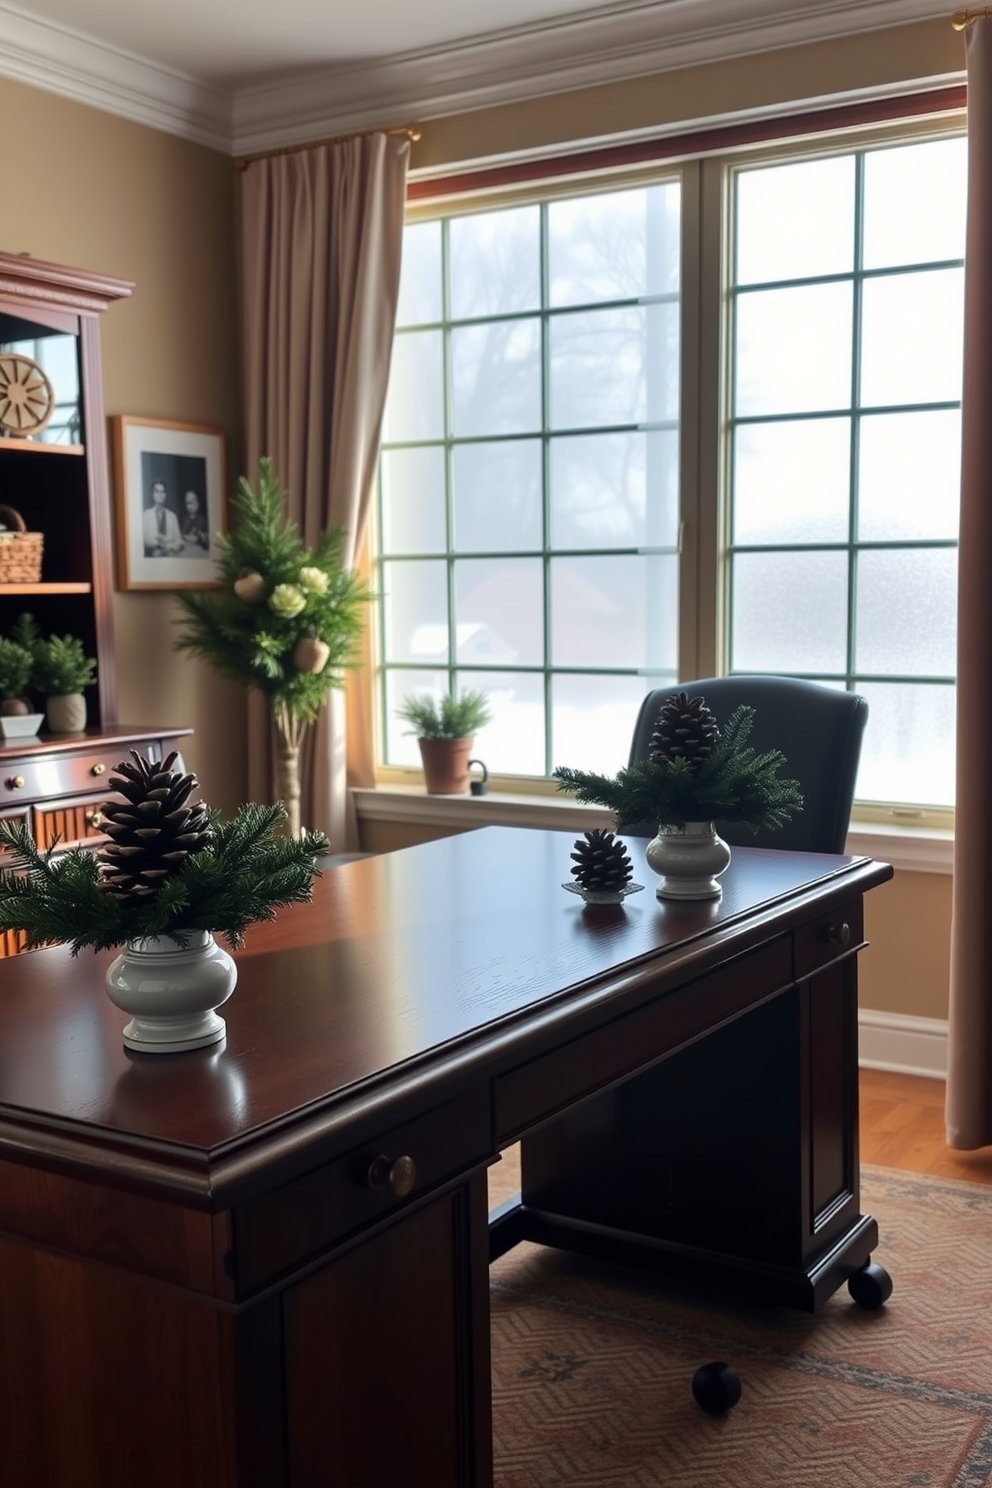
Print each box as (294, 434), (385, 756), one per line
(111, 415), (227, 591)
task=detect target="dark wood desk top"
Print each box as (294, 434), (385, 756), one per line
(0, 827), (891, 1206)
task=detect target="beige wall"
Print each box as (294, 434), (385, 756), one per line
(1, 77), (246, 812)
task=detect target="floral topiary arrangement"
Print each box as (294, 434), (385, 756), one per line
(553, 691), (803, 833)
(0, 751), (327, 955)
(171, 457), (370, 836)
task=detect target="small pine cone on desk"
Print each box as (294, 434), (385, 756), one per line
(569, 829), (634, 893)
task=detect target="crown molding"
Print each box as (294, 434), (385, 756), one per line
(0, 0), (953, 156)
(0, 0), (230, 150)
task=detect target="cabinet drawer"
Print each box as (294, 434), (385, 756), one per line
(233, 1089), (491, 1293)
(794, 899), (864, 981)
(33, 795), (110, 851)
(1, 747), (118, 804)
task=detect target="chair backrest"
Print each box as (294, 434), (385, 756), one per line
(626, 675), (868, 853)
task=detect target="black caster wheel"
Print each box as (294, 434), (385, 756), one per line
(692, 1360), (742, 1415)
(848, 1261), (893, 1310)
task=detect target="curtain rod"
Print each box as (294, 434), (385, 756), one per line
(235, 123), (421, 172)
(953, 8), (992, 28)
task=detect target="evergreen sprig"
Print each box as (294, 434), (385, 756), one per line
(172, 458), (370, 725)
(0, 804), (328, 955)
(554, 704), (803, 832)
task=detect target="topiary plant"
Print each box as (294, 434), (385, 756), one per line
(396, 689), (492, 740)
(32, 634), (97, 695)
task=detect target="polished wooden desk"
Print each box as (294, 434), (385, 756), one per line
(0, 827), (892, 1488)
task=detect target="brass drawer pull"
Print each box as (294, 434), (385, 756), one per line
(90, 762), (106, 777)
(828, 922), (851, 948)
(367, 1153), (417, 1198)
(6, 776), (25, 790)
(86, 809), (105, 830)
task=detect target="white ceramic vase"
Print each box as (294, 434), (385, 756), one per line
(46, 692), (87, 733)
(644, 821), (732, 900)
(105, 931), (237, 1054)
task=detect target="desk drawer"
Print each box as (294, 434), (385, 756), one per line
(496, 937), (792, 1142)
(794, 898), (864, 981)
(233, 1089), (491, 1293)
(1, 746), (119, 803)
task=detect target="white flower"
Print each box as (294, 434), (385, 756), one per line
(268, 584), (306, 619)
(298, 566), (329, 594)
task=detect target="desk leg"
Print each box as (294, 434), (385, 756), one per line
(503, 971), (877, 1312)
(284, 1169), (494, 1488)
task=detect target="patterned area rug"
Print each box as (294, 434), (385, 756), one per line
(488, 1152), (992, 1487)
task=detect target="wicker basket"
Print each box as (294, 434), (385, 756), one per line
(0, 504), (43, 584)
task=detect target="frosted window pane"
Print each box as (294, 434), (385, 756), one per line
(855, 682), (955, 807)
(858, 410), (961, 541)
(381, 560), (448, 666)
(457, 670), (545, 775)
(383, 331), (444, 442)
(550, 303), (679, 429)
(856, 549), (957, 676)
(451, 319), (542, 437)
(860, 269), (964, 408)
(731, 551), (848, 673)
(548, 182), (680, 306)
(551, 430), (679, 549)
(733, 419), (850, 544)
(380, 447), (446, 554)
(863, 137), (967, 271)
(453, 558), (544, 667)
(736, 155), (855, 284)
(396, 220), (442, 326)
(384, 669), (450, 767)
(450, 206), (541, 318)
(735, 284), (852, 416)
(551, 554), (678, 671)
(552, 674), (667, 776)
(452, 441), (542, 552)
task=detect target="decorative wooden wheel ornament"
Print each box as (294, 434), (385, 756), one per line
(0, 353), (55, 437)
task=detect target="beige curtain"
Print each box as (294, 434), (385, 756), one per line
(240, 133), (409, 849)
(947, 19), (992, 1149)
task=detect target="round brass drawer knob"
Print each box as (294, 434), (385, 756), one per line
(828, 922), (851, 948)
(367, 1153), (417, 1198)
(90, 763), (106, 777)
(7, 775), (25, 790)
(86, 809), (104, 830)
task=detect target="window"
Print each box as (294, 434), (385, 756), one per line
(375, 120), (965, 811)
(727, 136), (966, 809)
(376, 183), (682, 776)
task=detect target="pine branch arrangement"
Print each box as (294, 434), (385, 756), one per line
(554, 695), (803, 833)
(0, 752), (328, 954)
(172, 457), (370, 730)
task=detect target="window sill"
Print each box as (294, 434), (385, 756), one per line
(352, 786), (953, 876)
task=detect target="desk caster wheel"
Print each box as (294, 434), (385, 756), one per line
(848, 1261), (893, 1310)
(692, 1361), (741, 1415)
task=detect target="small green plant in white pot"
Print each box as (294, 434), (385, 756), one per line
(32, 633), (97, 733)
(0, 637), (42, 739)
(396, 689), (492, 795)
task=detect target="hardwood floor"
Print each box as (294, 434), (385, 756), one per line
(859, 1067), (992, 1184)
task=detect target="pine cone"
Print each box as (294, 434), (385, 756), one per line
(97, 751), (213, 906)
(569, 830), (633, 893)
(649, 692), (720, 771)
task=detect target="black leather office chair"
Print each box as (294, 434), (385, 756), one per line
(626, 675), (869, 852)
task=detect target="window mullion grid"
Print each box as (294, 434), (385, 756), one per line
(847, 150), (865, 700)
(441, 218), (457, 703)
(540, 201), (553, 776)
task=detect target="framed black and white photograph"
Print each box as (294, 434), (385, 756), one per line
(111, 416), (227, 590)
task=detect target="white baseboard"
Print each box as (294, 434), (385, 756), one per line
(858, 1009), (947, 1081)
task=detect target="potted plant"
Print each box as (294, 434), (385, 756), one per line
(396, 689), (492, 795)
(31, 632), (98, 733)
(553, 691), (802, 899)
(172, 458), (370, 837)
(0, 751), (327, 1053)
(0, 636), (39, 738)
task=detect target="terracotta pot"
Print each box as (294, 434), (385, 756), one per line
(418, 737), (474, 795)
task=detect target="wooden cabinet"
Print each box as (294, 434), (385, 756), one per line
(0, 250), (133, 726)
